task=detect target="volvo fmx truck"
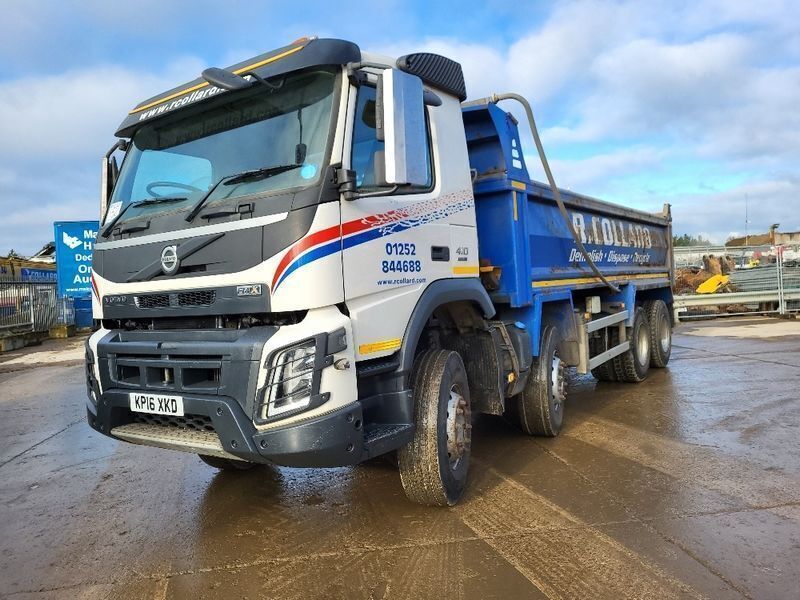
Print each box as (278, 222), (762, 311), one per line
(86, 38), (674, 506)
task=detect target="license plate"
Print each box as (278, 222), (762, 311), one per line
(129, 392), (184, 416)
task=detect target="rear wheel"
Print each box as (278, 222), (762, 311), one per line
(398, 350), (472, 506)
(611, 307), (650, 383)
(516, 324), (566, 437)
(589, 330), (617, 382)
(644, 300), (672, 367)
(198, 454), (256, 471)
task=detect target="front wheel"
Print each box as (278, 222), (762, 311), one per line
(399, 350), (472, 506)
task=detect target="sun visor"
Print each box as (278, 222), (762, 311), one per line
(115, 38), (360, 138)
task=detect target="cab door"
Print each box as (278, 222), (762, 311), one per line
(340, 76), (476, 361)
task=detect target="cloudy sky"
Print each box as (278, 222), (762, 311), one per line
(0, 0), (798, 255)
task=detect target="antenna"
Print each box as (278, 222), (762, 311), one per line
(745, 193), (749, 246)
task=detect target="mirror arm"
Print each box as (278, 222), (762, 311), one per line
(356, 185), (398, 199)
(335, 167), (399, 200)
(104, 139), (127, 159)
(345, 61), (392, 76)
(245, 71), (284, 90)
(335, 168), (358, 201)
(423, 90), (442, 107)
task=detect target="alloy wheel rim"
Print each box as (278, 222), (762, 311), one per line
(636, 324), (650, 366)
(659, 314), (671, 353)
(446, 383), (471, 471)
(550, 354), (566, 413)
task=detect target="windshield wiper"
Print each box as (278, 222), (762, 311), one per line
(101, 196), (187, 238)
(184, 164), (301, 223)
(223, 163), (301, 185)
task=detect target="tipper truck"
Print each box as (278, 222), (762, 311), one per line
(86, 37), (674, 506)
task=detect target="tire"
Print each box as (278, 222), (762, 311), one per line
(398, 350), (472, 506)
(644, 300), (672, 367)
(516, 324), (566, 437)
(611, 307), (650, 383)
(589, 330), (617, 382)
(198, 454), (256, 471)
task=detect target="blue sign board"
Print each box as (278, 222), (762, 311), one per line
(20, 268), (57, 283)
(53, 221), (99, 298)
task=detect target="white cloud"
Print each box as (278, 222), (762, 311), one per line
(0, 59), (206, 254)
(539, 31), (800, 166)
(669, 179), (800, 243)
(0, 58), (205, 162)
(504, 1), (637, 102)
(547, 146), (667, 191)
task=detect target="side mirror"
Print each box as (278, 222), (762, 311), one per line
(100, 140), (127, 222)
(201, 67), (253, 91)
(100, 157), (111, 220)
(377, 69), (428, 186)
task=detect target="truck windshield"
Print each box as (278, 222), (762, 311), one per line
(108, 69), (336, 226)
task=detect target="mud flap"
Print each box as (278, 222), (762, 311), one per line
(442, 327), (506, 415)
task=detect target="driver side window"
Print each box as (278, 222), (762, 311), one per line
(351, 85), (432, 190)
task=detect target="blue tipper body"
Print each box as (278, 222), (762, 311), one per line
(462, 102), (673, 355)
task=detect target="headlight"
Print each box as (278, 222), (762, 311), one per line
(85, 343), (98, 404)
(260, 340), (317, 420)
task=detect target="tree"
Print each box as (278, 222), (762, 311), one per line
(673, 234), (712, 247)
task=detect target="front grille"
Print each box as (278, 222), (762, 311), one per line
(177, 290), (215, 306)
(135, 294), (170, 309)
(134, 290), (216, 309)
(133, 412), (215, 433)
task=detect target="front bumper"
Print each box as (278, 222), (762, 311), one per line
(85, 317), (367, 467)
(86, 391), (366, 467)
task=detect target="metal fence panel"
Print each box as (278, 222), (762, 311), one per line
(0, 281), (61, 333)
(673, 245), (777, 269)
(57, 297), (75, 326)
(675, 245), (800, 319)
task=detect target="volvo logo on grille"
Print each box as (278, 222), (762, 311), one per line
(160, 245), (179, 275)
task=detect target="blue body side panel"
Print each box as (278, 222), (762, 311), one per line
(462, 103), (674, 355)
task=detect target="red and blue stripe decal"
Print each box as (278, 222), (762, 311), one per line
(270, 195), (472, 292)
(271, 208), (411, 291)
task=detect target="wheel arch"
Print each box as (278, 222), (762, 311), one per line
(539, 297), (579, 365)
(397, 278), (495, 379)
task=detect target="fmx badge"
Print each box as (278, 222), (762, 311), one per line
(53, 221), (99, 298)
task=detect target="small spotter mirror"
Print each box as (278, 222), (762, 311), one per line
(201, 67), (253, 91)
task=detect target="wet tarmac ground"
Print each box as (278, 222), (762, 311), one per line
(1, 317), (799, 599)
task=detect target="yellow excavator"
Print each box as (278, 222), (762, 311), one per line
(696, 274), (730, 294)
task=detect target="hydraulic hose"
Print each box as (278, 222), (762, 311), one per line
(488, 92), (620, 293)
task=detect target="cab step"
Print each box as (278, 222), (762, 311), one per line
(363, 423), (414, 458)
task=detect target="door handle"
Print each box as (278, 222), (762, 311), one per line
(431, 246), (450, 261)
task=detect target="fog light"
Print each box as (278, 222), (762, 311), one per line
(260, 340), (316, 420)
